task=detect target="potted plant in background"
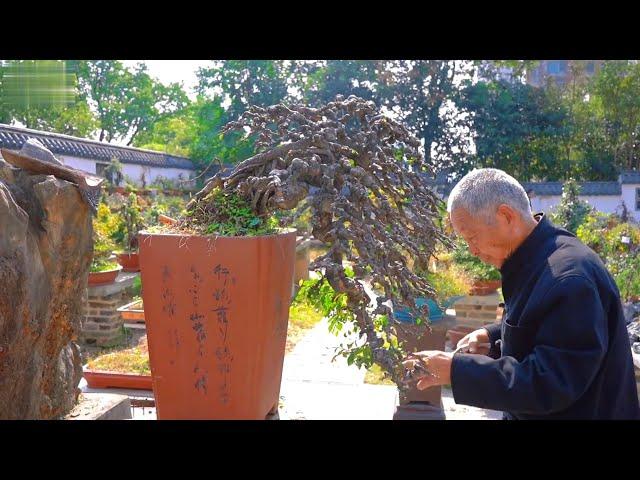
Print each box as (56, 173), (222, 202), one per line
(115, 193), (144, 272)
(89, 203), (122, 285)
(452, 242), (502, 295)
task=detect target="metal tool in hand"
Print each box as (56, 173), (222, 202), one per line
(401, 342), (491, 386)
(451, 342), (491, 355)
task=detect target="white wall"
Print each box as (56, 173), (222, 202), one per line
(59, 154), (194, 187)
(441, 188), (640, 223)
(621, 184), (640, 221)
(531, 194), (639, 221)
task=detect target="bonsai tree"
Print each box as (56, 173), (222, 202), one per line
(120, 193), (144, 252)
(91, 203), (120, 273)
(177, 95), (450, 396)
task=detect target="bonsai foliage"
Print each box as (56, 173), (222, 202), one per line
(181, 95), (450, 393)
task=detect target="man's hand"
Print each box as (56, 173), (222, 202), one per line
(456, 328), (491, 355)
(402, 350), (453, 390)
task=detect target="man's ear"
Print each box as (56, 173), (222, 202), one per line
(497, 204), (516, 225)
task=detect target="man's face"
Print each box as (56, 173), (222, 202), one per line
(449, 207), (513, 269)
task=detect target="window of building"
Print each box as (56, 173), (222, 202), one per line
(96, 162), (123, 185)
(96, 162), (108, 178)
(547, 60), (568, 75)
(636, 187), (640, 210)
(586, 62), (595, 74)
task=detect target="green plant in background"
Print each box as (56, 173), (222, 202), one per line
(103, 158), (123, 187)
(422, 267), (472, 302)
(576, 210), (640, 302)
(451, 241), (501, 281)
(608, 253), (640, 302)
(549, 178), (593, 234)
(91, 203), (120, 273)
(144, 193), (187, 225)
(575, 211), (614, 256)
(120, 193), (144, 252)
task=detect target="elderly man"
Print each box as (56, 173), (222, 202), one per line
(404, 168), (640, 420)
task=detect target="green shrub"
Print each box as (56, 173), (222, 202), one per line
(549, 178), (593, 234)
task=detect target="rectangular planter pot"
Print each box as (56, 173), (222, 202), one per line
(138, 230), (296, 419)
(83, 369), (153, 390)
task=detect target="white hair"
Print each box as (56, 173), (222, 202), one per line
(447, 168), (532, 224)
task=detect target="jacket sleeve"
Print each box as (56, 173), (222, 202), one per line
(483, 322), (502, 358)
(450, 275), (608, 415)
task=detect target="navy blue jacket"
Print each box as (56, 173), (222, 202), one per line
(451, 214), (640, 419)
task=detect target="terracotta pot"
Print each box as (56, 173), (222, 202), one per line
(116, 252), (140, 272)
(138, 230), (296, 419)
(83, 369), (153, 390)
(470, 279), (502, 296)
(88, 266), (122, 286)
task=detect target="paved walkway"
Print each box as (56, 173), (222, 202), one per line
(277, 317), (502, 420)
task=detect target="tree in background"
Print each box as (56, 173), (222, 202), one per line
(457, 78), (571, 180)
(75, 60), (188, 144)
(549, 178), (593, 234)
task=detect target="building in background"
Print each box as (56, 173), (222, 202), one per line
(0, 124), (197, 187)
(526, 60), (603, 88)
(429, 172), (640, 222)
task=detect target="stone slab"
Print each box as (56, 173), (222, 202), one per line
(87, 271), (139, 297)
(64, 392), (132, 420)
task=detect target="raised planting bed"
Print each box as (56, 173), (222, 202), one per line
(83, 336), (152, 390)
(118, 298), (145, 324)
(82, 371), (153, 391)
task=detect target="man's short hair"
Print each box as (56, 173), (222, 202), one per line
(447, 168), (532, 224)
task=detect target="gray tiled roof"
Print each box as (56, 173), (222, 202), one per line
(0, 124), (197, 170)
(521, 181), (621, 196)
(620, 171), (640, 184)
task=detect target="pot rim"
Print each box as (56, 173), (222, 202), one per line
(138, 228), (297, 240)
(89, 265), (123, 275)
(83, 368), (151, 378)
